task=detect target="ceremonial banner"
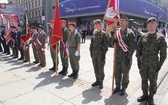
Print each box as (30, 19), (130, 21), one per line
(51, 0), (62, 51)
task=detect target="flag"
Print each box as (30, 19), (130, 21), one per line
(104, 0), (119, 34)
(20, 13), (31, 45)
(51, 0), (62, 51)
(5, 19), (11, 44)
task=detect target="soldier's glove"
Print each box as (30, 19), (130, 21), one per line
(75, 50), (80, 56)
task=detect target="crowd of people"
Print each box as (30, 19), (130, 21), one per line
(0, 15), (167, 105)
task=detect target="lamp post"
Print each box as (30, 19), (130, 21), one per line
(157, 0), (160, 22)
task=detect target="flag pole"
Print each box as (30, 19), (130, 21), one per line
(112, 27), (117, 91)
(55, 42), (58, 74)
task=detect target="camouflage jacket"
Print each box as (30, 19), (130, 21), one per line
(136, 32), (167, 66)
(89, 30), (109, 58)
(115, 28), (136, 59)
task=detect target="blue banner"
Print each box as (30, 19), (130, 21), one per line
(59, 0), (167, 21)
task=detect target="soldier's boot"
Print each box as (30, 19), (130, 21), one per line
(91, 79), (99, 87)
(119, 89), (126, 96)
(68, 70), (75, 77)
(49, 63), (55, 71)
(62, 67), (68, 76)
(99, 82), (103, 89)
(147, 94), (154, 105)
(73, 71), (79, 79)
(112, 87), (121, 94)
(119, 85), (127, 96)
(137, 94), (148, 102)
(58, 66), (65, 74)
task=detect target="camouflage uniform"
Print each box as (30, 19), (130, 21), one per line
(136, 32), (167, 97)
(115, 28), (135, 90)
(49, 29), (59, 71)
(67, 29), (81, 78)
(59, 27), (69, 74)
(90, 30), (108, 88)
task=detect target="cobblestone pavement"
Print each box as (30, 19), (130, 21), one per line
(0, 36), (168, 105)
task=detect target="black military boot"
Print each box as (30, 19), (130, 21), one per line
(62, 67), (68, 76)
(147, 94), (154, 105)
(99, 82), (103, 89)
(91, 78), (99, 87)
(73, 71), (78, 79)
(119, 89), (126, 96)
(137, 94), (148, 102)
(49, 63), (55, 71)
(68, 70), (75, 77)
(112, 87), (121, 94)
(58, 66), (65, 74)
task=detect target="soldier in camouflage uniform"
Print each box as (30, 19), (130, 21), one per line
(136, 17), (167, 105)
(67, 22), (81, 79)
(112, 15), (136, 95)
(89, 19), (109, 89)
(59, 20), (69, 75)
(48, 20), (59, 71)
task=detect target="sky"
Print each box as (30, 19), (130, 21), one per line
(0, 0), (8, 3)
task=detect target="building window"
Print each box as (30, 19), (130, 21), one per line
(36, 11), (38, 17)
(38, 0), (40, 6)
(32, 1), (34, 8)
(35, 0), (37, 7)
(39, 10), (41, 16)
(32, 11), (34, 18)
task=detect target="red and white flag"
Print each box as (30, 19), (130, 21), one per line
(104, 0), (119, 34)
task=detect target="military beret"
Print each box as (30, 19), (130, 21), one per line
(68, 22), (76, 27)
(120, 15), (128, 21)
(60, 20), (66, 23)
(1, 25), (5, 28)
(94, 19), (102, 24)
(50, 20), (54, 23)
(147, 17), (157, 23)
(31, 26), (37, 29)
(38, 25), (44, 29)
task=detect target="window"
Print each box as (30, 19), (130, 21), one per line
(39, 10), (41, 16)
(32, 1), (34, 8)
(32, 11), (34, 18)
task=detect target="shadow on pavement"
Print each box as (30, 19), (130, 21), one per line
(26, 66), (41, 72)
(33, 71), (64, 90)
(82, 88), (102, 104)
(56, 77), (76, 89)
(104, 93), (128, 105)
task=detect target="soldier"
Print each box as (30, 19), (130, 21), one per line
(67, 22), (81, 79)
(28, 26), (39, 64)
(89, 19), (109, 89)
(0, 26), (10, 55)
(37, 25), (47, 67)
(136, 17), (167, 105)
(48, 20), (59, 71)
(112, 15), (136, 95)
(11, 26), (18, 58)
(58, 20), (69, 75)
(16, 24), (24, 60)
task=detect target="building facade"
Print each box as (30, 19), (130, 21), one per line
(7, 0), (43, 25)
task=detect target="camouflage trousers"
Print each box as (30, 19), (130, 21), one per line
(92, 54), (105, 83)
(115, 57), (132, 89)
(60, 46), (68, 68)
(139, 57), (158, 95)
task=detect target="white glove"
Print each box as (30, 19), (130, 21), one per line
(41, 48), (45, 51)
(75, 51), (80, 56)
(47, 45), (50, 50)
